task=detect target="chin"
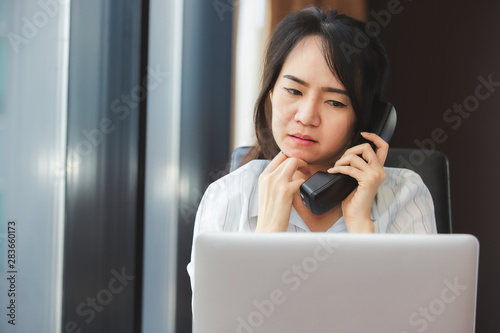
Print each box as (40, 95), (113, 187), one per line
(282, 148), (315, 163)
(284, 148), (338, 167)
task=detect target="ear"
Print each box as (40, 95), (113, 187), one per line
(269, 89), (273, 100)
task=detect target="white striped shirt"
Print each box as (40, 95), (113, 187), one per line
(187, 159), (437, 283)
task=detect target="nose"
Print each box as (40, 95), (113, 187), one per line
(294, 97), (320, 126)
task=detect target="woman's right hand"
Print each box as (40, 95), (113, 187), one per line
(255, 152), (310, 232)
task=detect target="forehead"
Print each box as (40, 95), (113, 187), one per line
(280, 35), (341, 87)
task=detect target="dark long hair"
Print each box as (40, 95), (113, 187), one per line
(241, 7), (389, 165)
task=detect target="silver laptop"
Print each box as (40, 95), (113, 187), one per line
(193, 233), (478, 333)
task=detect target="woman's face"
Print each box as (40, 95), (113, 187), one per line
(270, 35), (356, 168)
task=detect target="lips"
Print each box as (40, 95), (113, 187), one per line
(290, 133), (316, 142)
(289, 133), (317, 146)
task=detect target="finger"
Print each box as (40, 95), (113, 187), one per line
(263, 151), (288, 174)
(328, 164), (381, 186)
(289, 177), (306, 191)
(360, 132), (389, 164)
(328, 165), (364, 181)
(329, 152), (385, 181)
(280, 157), (310, 180)
(342, 142), (379, 165)
(330, 154), (370, 172)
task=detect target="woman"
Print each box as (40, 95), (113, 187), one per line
(187, 7), (436, 282)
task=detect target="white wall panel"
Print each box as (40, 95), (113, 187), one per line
(141, 0), (183, 332)
(0, 0), (70, 332)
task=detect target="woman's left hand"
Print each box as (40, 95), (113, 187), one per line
(328, 132), (389, 233)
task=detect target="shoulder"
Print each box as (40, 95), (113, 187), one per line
(200, 159), (269, 215)
(230, 159), (270, 179)
(375, 167), (437, 233)
(378, 166), (431, 205)
(195, 159), (269, 233)
(207, 159), (270, 193)
(383, 167), (427, 189)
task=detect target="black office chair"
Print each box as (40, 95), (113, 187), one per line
(230, 147), (452, 233)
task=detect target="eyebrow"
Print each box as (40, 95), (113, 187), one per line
(283, 74), (348, 95)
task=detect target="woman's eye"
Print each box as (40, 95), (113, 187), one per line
(327, 100), (347, 107)
(284, 88), (302, 96)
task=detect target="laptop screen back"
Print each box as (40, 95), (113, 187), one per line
(193, 233), (478, 333)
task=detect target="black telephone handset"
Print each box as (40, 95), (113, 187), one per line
(299, 101), (397, 216)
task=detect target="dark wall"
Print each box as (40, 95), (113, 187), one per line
(368, 0), (500, 331)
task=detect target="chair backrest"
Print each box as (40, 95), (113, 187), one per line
(385, 148), (452, 233)
(230, 147), (452, 233)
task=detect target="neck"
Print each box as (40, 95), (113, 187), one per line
(297, 163), (330, 179)
(309, 164), (330, 174)
(292, 193), (342, 232)
(306, 153), (343, 174)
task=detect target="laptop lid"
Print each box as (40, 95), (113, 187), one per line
(193, 233), (478, 333)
